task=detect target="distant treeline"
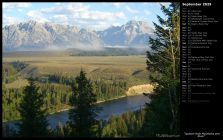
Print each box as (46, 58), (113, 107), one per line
(3, 47), (148, 57)
(3, 71), (128, 121)
(2, 3), (180, 137)
(68, 47), (147, 56)
(2, 61), (28, 84)
(49, 108), (146, 137)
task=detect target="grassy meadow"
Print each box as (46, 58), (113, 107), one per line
(3, 52), (153, 121)
(3, 53), (150, 88)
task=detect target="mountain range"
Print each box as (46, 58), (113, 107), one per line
(3, 20), (155, 51)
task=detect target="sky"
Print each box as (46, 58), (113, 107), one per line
(3, 2), (170, 31)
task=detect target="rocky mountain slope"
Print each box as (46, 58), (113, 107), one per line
(3, 20), (154, 51)
(97, 20), (154, 47)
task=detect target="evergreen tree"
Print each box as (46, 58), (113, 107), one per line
(68, 70), (100, 137)
(54, 122), (65, 137)
(17, 78), (49, 137)
(142, 3), (180, 136)
(116, 117), (128, 137)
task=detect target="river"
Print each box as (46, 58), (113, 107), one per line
(3, 94), (150, 131)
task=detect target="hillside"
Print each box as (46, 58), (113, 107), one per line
(3, 20), (154, 51)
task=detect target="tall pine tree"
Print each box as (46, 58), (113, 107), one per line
(68, 70), (100, 137)
(17, 78), (49, 137)
(141, 3), (180, 136)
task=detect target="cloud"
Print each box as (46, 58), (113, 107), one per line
(74, 11), (126, 30)
(24, 3), (126, 30)
(50, 15), (69, 25)
(41, 3), (89, 15)
(159, 2), (171, 7)
(81, 11), (126, 21)
(26, 10), (49, 23)
(3, 3), (31, 9)
(144, 10), (151, 16)
(141, 2), (170, 9)
(18, 9), (23, 12)
(111, 22), (122, 26)
(133, 16), (140, 21)
(149, 2), (170, 8)
(55, 3), (61, 6)
(125, 6), (139, 14)
(142, 2), (149, 5)
(111, 3), (123, 8)
(3, 3), (145, 30)
(88, 21), (110, 31)
(3, 16), (20, 26)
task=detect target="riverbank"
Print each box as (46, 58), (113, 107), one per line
(3, 84), (154, 123)
(126, 84), (154, 96)
(52, 84), (154, 113)
(3, 93), (150, 134)
(2, 94), (137, 123)
(48, 84), (154, 115)
(49, 95), (128, 114)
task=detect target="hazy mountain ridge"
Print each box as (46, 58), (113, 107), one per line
(97, 20), (154, 46)
(3, 20), (154, 51)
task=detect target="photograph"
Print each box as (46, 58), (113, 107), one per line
(2, 2), (180, 138)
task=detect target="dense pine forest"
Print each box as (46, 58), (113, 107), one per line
(2, 3), (180, 137)
(2, 64), (127, 121)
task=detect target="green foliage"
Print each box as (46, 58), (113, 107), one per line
(53, 122), (65, 137)
(16, 78), (49, 137)
(11, 61), (29, 72)
(141, 92), (173, 136)
(2, 63), (17, 84)
(93, 79), (127, 101)
(3, 55), (151, 137)
(39, 83), (72, 113)
(68, 70), (100, 137)
(47, 73), (74, 85)
(142, 2), (180, 137)
(101, 109), (146, 137)
(2, 61), (28, 84)
(2, 73), (127, 121)
(2, 87), (23, 121)
(2, 83), (72, 121)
